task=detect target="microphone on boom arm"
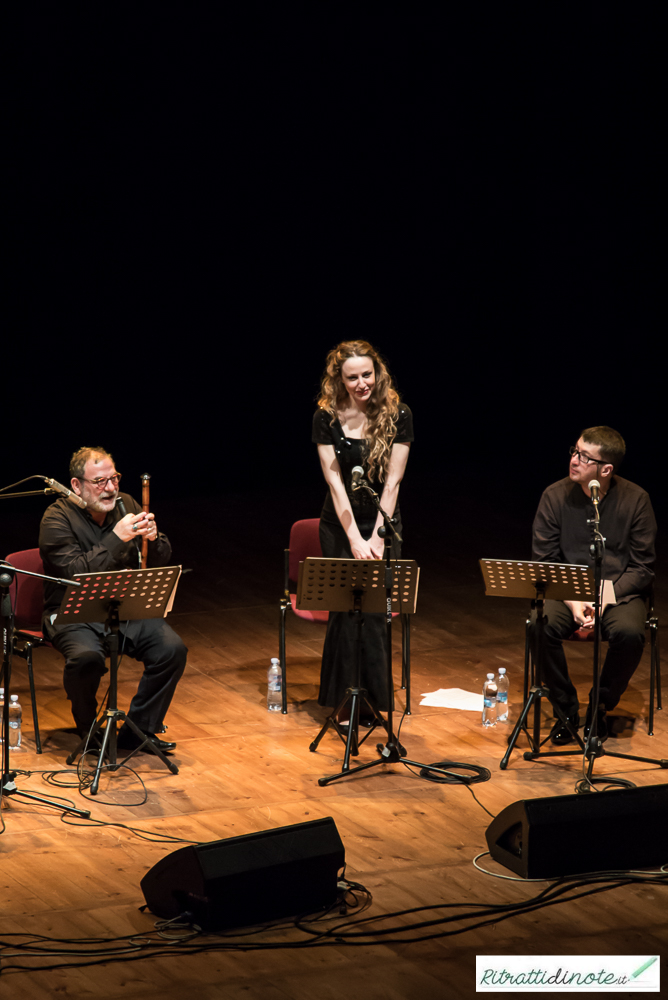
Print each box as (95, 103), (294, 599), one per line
(588, 479), (600, 505)
(44, 477), (87, 508)
(351, 466), (366, 491)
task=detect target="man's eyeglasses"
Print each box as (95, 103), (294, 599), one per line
(81, 474), (122, 489)
(569, 447), (603, 466)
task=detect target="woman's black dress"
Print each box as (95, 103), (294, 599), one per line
(311, 405), (414, 710)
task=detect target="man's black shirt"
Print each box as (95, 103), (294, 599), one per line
(39, 493), (172, 620)
(532, 475), (656, 603)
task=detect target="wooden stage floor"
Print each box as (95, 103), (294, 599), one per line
(2, 499), (667, 998)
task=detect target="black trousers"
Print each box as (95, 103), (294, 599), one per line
(46, 618), (187, 734)
(529, 597), (646, 716)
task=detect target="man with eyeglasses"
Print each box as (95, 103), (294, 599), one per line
(530, 426), (656, 744)
(39, 446), (187, 752)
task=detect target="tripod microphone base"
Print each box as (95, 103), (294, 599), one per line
(67, 710), (179, 795)
(317, 739), (462, 787)
(309, 687), (389, 771)
(2, 770), (91, 818)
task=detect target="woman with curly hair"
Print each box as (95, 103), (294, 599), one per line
(312, 340), (413, 716)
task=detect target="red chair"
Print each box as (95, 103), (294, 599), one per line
(278, 520), (329, 714)
(5, 549), (49, 753)
(278, 518), (412, 714)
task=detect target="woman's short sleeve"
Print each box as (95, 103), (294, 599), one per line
(395, 405), (414, 443)
(313, 405), (413, 444)
(312, 409), (336, 444)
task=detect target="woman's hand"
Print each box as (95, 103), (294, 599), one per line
(369, 536), (385, 559)
(350, 537), (378, 559)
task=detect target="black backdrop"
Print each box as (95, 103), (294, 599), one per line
(5, 6), (662, 573)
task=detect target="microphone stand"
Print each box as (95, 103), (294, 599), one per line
(0, 474), (58, 500)
(585, 485), (605, 753)
(575, 485), (668, 785)
(1, 561), (91, 819)
(0, 475), (86, 508)
(317, 478), (457, 786)
(520, 484), (668, 782)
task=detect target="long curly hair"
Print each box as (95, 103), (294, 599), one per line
(317, 340), (400, 483)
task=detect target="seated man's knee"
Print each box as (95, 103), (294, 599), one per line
(172, 637), (188, 670)
(607, 623), (645, 651)
(156, 632), (188, 672)
(530, 613), (572, 643)
(64, 649), (107, 677)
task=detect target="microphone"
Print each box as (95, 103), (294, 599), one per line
(117, 496), (141, 563)
(588, 479), (600, 504)
(351, 466), (366, 491)
(44, 477), (87, 509)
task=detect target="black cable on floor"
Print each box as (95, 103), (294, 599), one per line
(416, 760), (491, 785)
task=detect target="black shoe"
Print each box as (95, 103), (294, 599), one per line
(584, 705), (608, 743)
(117, 728), (177, 753)
(550, 713), (580, 745)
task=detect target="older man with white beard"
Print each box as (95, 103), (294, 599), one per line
(39, 446), (186, 751)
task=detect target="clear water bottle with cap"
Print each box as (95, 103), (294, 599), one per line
(267, 658), (282, 712)
(482, 673), (497, 728)
(496, 667), (509, 722)
(8, 694), (23, 749)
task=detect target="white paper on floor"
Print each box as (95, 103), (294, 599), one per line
(419, 688), (484, 711)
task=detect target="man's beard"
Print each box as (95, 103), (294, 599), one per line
(86, 491), (118, 514)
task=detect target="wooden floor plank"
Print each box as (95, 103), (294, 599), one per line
(2, 557), (667, 998)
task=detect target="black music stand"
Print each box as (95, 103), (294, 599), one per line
(479, 558), (593, 768)
(480, 558), (668, 775)
(63, 566), (182, 794)
(305, 484), (462, 786)
(1, 560), (91, 820)
(304, 556), (418, 770)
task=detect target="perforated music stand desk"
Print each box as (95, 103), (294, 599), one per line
(55, 565), (182, 626)
(61, 566), (182, 793)
(479, 558), (595, 603)
(296, 556), (419, 615)
(479, 558), (595, 769)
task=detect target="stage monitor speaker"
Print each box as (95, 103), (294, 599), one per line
(486, 783), (668, 879)
(140, 817), (345, 929)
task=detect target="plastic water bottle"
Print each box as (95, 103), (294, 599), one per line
(267, 658), (282, 712)
(0, 687), (4, 744)
(482, 673), (497, 728)
(8, 694), (23, 749)
(496, 667), (509, 722)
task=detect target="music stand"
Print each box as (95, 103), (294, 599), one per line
(479, 558), (594, 768)
(304, 507), (463, 787)
(63, 566), (182, 794)
(304, 556), (418, 770)
(480, 558), (668, 774)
